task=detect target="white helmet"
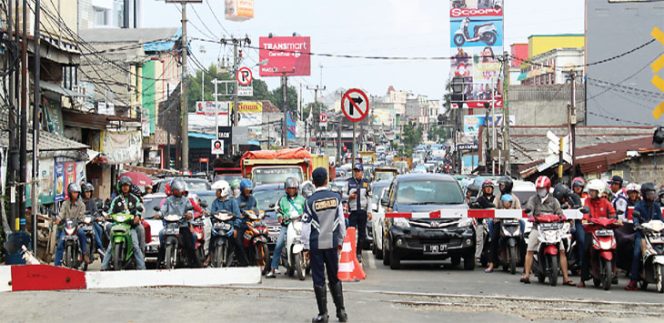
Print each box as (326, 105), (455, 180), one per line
(626, 183), (640, 193)
(587, 179), (606, 193)
(212, 180), (231, 198)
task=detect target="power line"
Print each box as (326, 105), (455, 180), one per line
(190, 5), (217, 40)
(205, 0), (231, 37)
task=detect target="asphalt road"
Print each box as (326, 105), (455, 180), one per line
(2, 251), (663, 323)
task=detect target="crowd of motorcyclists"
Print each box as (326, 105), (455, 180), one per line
(466, 174), (664, 291)
(51, 168), (664, 293)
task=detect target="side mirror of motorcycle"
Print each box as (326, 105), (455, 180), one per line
(268, 203), (276, 210)
(633, 210), (643, 221)
(136, 205), (144, 213)
(153, 206), (161, 212)
(95, 200), (103, 209)
(199, 200), (208, 208)
(524, 207), (533, 214)
(580, 207), (590, 214)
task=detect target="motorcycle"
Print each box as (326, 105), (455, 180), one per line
(191, 212), (207, 265)
(531, 214), (566, 286)
(243, 210), (270, 273)
(583, 217), (621, 290)
(210, 211), (236, 268)
(162, 211), (198, 269)
(496, 218), (524, 274)
(453, 17), (498, 47)
(282, 213), (309, 280)
(634, 212), (664, 293)
(108, 212), (136, 270)
(79, 212), (97, 271)
(61, 219), (83, 270)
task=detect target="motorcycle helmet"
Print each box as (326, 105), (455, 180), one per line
(625, 183), (640, 194)
(285, 177), (299, 190)
(212, 180), (231, 198)
(535, 176), (551, 199)
(301, 181), (316, 198)
(230, 178), (241, 197)
(586, 179), (606, 197)
(571, 177), (586, 189)
(500, 194), (513, 203)
(68, 183), (81, 200)
(82, 182), (94, 193)
(171, 179), (187, 197)
(239, 179), (254, 193)
(497, 176), (513, 194)
(640, 182), (657, 201)
(117, 176), (133, 192)
(552, 183), (571, 202)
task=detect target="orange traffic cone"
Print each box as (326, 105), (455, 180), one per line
(338, 227), (366, 282)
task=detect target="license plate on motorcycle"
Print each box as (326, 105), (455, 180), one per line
(595, 230), (614, 237)
(423, 244), (447, 255)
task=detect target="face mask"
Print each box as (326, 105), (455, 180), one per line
(233, 189), (240, 197)
(537, 189), (548, 199)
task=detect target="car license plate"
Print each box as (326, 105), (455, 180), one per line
(423, 244), (447, 255)
(595, 230), (614, 237)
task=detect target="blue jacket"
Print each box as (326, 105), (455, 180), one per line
(302, 188), (346, 251)
(237, 194), (258, 215)
(633, 200), (662, 226)
(210, 197), (242, 227)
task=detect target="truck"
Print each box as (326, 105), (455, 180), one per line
(240, 148), (313, 185)
(359, 151), (376, 164)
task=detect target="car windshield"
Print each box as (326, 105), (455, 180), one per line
(396, 180), (464, 205)
(213, 174), (242, 184)
(375, 172), (395, 181)
(143, 197), (165, 219)
(254, 188), (284, 211)
(156, 179), (210, 193)
(371, 183), (390, 205)
(252, 167), (303, 185)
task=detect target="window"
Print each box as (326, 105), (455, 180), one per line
(93, 7), (108, 26)
(395, 180), (464, 205)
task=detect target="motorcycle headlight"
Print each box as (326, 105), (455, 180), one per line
(393, 218), (410, 228)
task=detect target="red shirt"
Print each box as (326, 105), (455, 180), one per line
(583, 197), (616, 220)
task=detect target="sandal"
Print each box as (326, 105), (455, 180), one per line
(563, 280), (575, 286)
(484, 268), (494, 273)
(576, 281), (586, 288)
(520, 276), (530, 284)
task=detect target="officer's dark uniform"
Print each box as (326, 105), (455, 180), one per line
(303, 167), (348, 323)
(347, 164), (371, 259)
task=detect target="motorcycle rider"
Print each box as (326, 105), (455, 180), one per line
(230, 178), (242, 199)
(303, 167), (347, 323)
(473, 179), (495, 266)
(625, 183), (641, 207)
(54, 183), (89, 266)
(625, 183), (663, 291)
(210, 180), (249, 267)
(465, 181), (480, 205)
(101, 176), (146, 270)
(266, 177), (306, 278)
(577, 179), (617, 288)
(553, 183), (582, 209)
(475, 179), (496, 209)
(157, 179), (201, 268)
(82, 182), (105, 256)
(494, 176), (521, 208)
(520, 176), (575, 286)
(571, 177), (588, 200)
(347, 163), (372, 262)
(486, 194), (523, 273)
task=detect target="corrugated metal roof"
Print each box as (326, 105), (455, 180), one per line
(575, 136), (661, 174)
(79, 28), (180, 44)
(0, 114), (88, 152)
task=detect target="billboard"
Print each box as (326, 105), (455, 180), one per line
(225, 0), (254, 21)
(463, 114), (515, 135)
(449, 0), (504, 109)
(236, 101), (263, 126)
(259, 36), (311, 77)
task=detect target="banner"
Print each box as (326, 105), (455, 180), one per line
(102, 130), (143, 165)
(259, 36), (311, 77)
(286, 112), (297, 140)
(450, 0), (504, 109)
(237, 101), (263, 126)
(54, 161), (65, 202)
(463, 114), (515, 135)
(225, 0), (254, 21)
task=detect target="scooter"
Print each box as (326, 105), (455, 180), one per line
(191, 215), (207, 265)
(210, 211), (236, 268)
(531, 214), (566, 286)
(453, 17), (498, 47)
(634, 212), (664, 293)
(496, 218), (524, 274)
(108, 212), (136, 270)
(80, 212), (97, 271)
(583, 217), (621, 290)
(61, 219), (83, 270)
(243, 210), (270, 273)
(162, 211), (198, 269)
(282, 213), (309, 280)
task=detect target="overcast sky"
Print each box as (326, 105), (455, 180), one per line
(141, 0), (584, 103)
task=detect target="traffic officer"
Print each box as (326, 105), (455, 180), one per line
(303, 167), (347, 323)
(347, 162), (371, 261)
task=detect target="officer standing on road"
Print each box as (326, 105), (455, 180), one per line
(303, 167), (347, 323)
(347, 163), (371, 262)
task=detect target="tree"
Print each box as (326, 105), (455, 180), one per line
(402, 122), (423, 156)
(269, 85), (298, 114)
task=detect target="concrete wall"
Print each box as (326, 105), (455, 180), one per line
(609, 154), (664, 185)
(508, 85), (585, 126)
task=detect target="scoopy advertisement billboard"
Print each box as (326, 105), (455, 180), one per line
(259, 36), (311, 77)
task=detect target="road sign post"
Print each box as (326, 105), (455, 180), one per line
(341, 89), (370, 163)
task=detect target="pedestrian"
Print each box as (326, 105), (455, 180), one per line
(303, 167), (347, 323)
(346, 163), (372, 262)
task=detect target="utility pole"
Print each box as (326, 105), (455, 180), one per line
(19, 0), (28, 231)
(502, 52), (511, 176)
(568, 70), (577, 179)
(281, 73), (290, 147)
(306, 84), (326, 150)
(6, 0), (17, 232)
(219, 36), (249, 153)
(179, 3), (189, 170)
(32, 0), (42, 251)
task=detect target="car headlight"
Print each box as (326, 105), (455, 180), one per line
(393, 217), (410, 228)
(458, 217), (474, 228)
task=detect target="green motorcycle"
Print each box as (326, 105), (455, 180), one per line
(108, 212), (136, 270)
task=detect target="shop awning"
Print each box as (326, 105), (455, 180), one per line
(40, 81), (83, 98)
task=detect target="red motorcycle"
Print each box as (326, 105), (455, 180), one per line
(583, 217), (621, 290)
(243, 210), (270, 272)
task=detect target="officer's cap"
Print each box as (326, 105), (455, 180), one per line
(312, 167), (328, 187)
